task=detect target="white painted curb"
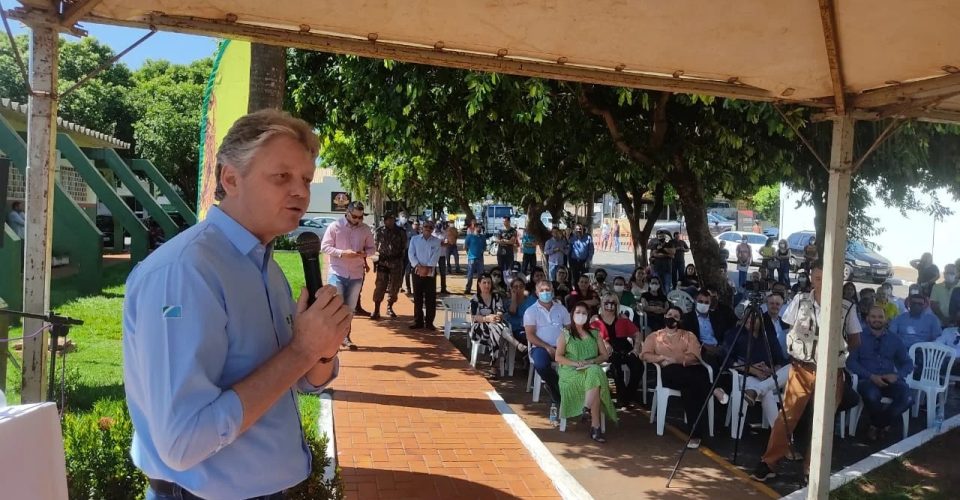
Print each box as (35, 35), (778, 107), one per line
(486, 391), (594, 500)
(782, 412), (960, 499)
(319, 391), (337, 483)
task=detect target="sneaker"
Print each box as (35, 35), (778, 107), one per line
(713, 388), (729, 405)
(686, 438), (702, 449)
(342, 339), (358, 351)
(785, 450), (804, 461)
(751, 462), (776, 482)
(387, 307), (398, 319)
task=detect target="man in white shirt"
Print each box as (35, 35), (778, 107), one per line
(524, 281), (571, 423)
(408, 220), (442, 330)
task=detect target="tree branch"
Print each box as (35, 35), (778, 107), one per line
(577, 85), (654, 166)
(650, 92), (672, 151)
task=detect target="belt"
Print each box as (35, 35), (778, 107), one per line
(149, 479), (287, 500)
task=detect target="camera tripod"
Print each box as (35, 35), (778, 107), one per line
(666, 295), (798, 488)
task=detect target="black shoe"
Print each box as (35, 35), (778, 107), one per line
(410, 323), (424, 330)
(342, 338), (358, 351)
(425, 324), (437, 331)
(580, 407), (592, 424)
(439, 290), (450, 296)
(590, 427), (606, 443)
(387, 306), (398, 319)
(354, 307), (371, 317)
(370, 312), (381, 320)
(751, 462), (776, 482)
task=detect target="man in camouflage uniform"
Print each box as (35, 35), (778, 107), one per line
(372, 212), (408, 320)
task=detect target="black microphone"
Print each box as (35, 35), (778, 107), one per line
(297, 232), (323, 306)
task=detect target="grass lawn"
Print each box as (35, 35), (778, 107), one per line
(3, 251), (320, 425)
(831, 429), (960, 499)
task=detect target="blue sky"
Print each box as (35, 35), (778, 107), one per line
(9, 20), (218, 68)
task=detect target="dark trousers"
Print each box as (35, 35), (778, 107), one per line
(438, 257), (448, 292)
(521, 253), (537, 276)
(497, 251), (515, 273)
(412, 273), (437, 326)
(673, 257), (685, 286)
(569, 259), (587, 285)
(857, 379), (912, 429)
(609, 351), (643, 404)
(531, 346), (561, 404)
(447, 245), (460, 272)
(372, 260), (403, 307)
(147, 480), (285, 500)
(660, 364), (712, 438)
(403, 261), (413, 292)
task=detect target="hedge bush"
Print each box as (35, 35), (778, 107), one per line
(61, 398), (341, 499)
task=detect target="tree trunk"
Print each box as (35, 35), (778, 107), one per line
(810, 173), (827, 259)
(248, 44), (286, 111)
(670, 160), (729, 301)
(524, 200), (552, 247)
(458, 199), (476, 222)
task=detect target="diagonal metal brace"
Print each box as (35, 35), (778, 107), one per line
(60, 27), (156, 98)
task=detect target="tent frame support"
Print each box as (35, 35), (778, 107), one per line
(19, 17), (58, 403)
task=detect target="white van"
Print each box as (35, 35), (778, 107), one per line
(483, 204), (515, 235)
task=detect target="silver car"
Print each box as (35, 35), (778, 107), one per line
(288, 217), (335, 240)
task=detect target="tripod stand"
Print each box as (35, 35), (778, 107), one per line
(666, 294), (797, 487)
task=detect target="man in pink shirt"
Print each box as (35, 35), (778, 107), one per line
(321, 201), (375, 349)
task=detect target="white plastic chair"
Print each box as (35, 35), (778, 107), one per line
(907, 342), (956, 430)
(560, 410), (607, 432)
(618, 304), (635, 322)
(726, 369), (771, 439)
(527, 360), (558, 403)
(667, 289), (695, 314)
(937, 327), (960, 387)
(847, 374), (910, 438)
(441, 296), (472, 339)
(649, 363), (715, 437)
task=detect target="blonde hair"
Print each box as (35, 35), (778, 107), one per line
(215, 109), (320, 201)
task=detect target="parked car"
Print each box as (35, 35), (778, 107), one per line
(707, 200), (738, 220)
(785, 230), (892, 283)
(652, 212), (734, 236)
(715, 231), (768, 264)
(288, 217), (333, 240)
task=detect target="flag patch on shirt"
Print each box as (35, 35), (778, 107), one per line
(162, 305), (183, 319)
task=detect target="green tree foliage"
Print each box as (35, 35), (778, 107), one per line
(751, 184), (780, 223)
(127, 58), (211, 204)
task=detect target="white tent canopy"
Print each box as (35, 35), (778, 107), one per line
(9, 1), (960, 498)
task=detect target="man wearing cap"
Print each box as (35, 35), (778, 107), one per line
(408, 219), (442, 330)
(371, 212), (407, 320)
(321, 201), (375, 349)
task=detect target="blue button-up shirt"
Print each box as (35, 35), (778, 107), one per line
(890, 311), (942, 349)
(697, 313), (718, 346)
(569, 234), (594, 262)
(544, 237), (568, 265)
(847, 329), (914, 381)
(123, 206), (335, 499)
(408, 234), (442, 274)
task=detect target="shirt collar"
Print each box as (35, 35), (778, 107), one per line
(206, 205), (271, 259)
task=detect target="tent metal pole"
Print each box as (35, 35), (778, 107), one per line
(807, 115), (855, 499)
(19, 20), (59, 403)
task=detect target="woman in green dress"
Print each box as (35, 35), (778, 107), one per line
(556, 302), (618, 442)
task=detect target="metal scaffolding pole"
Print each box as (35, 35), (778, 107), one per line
(20, 20), (59, 403)
(807, 115), (855, 499)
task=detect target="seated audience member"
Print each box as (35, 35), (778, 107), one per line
(880, 281), (906, 314)
(524, 281), (571, 426)
(889, 294), (942, 350)
(724, 313), (790, 429)
(593, 268), (612, 295)
(490, 268), (507, 295)
(874, 290), (899, 322)
(567, 274), (600, 313)
(557, 302), (618, 442)
(641, 276), (669, 332)
(504, 278), (536, 343)
(930, 263), (958, 326)
(641, 306), (713, 449)
(846, 306), (914, 441)
(790, 271), (812, 295)
(591, 292), (642, 407)
(628, 266), (648, 299)
(470, 274), (525, 377)
(612, 275), (636, 310)
(525, 266), (548, 295)
(553, 266), (573, 304)
(679, 264), (701, 292)
(764, 292), (791, 356)
(681, 288), (734, 369)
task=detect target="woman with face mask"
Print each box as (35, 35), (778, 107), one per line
(842, 281), (858, 303)
(470, 274), (526, 378)
(612, 276), (636, 310)
(640, 305), (713, 449)
(593, 268), (611, 294)
(553, 266), (572, 303)
(776, 239), (791, 285)
(556, 303), (617, 442)
(641, 277), (669, 331)
(790, 271), (811, 295)
(591, 293), (642, 407)
(566, 275), (600, 314)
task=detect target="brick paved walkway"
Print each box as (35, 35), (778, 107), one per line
(330, 270), (562, 499)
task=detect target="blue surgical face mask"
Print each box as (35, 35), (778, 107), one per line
(538, 291), (554, 303)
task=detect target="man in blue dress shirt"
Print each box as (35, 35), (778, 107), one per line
(889, 293), (942, 349)
(123, 110), (352, 500)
